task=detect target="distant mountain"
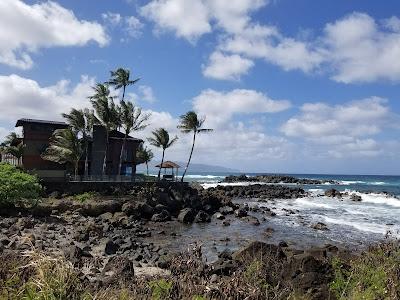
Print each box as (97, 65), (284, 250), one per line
(137, 161), (240, 174)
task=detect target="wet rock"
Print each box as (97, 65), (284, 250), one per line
(219, 206), (234, 215)
(350, 194), (362, 201)
(222, 220), (231, 226)
(324, 189), (342, 198)
(151, 210), (171, 222)
(311, 222), (329, 231)
(194, 211), (211, 223)
(178, 208), (196, 224)
(279, 241), (288, 247)
(235, 208), (248, 217)
(213, 212), (225, 220)
(243, 215), (260, 226)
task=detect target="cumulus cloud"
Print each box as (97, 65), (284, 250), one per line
(140, 0), (211, 42)
(0, 0), (109, 69)
(128, 85), (157, 104)
(140, 1), (400, 83)
(193, 89), (291, 128)
(281, 97), (396, 158)
(0, 74), (95, 123)
(202, 51), (254, 80)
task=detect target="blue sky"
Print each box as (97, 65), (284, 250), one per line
(0, 0), (400, 174)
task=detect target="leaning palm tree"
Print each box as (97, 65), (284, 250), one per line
(178, 111), (213, 182)
(62, 108), (97, 176)
(136, 144), (154, 175)
(6, 142), (25, 166)
(117, 101), (150, 175)
(90, 84), (120, 175)
(147, 128), (178, 180)
(107, 68), (140, 102)
(42, 128), (83, 177)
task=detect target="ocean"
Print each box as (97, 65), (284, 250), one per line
(161, 172), (400, 256)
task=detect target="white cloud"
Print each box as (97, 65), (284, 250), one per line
(0, 74), (94, 123)
(202, 51), (254, 80)
(140, 0), (211, 42)
(102, 12), (144, 39)
(128, 85), (157, 104)
(0, 0), (109, 69)
(193, 89), (291, 128)
(281, 97), (396, 158)
(322, 12), (400, 83)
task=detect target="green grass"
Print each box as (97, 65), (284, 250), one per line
(72, 192), (97, 203)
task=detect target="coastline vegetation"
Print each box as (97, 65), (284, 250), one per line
(1, 242), (400, 299)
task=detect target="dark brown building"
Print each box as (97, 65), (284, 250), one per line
(15, 119), (143, 180)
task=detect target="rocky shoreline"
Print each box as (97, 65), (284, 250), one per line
(0, 182), (390, 299)
(223, 174), (338, 185)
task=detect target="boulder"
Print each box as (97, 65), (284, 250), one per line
(311, 222), (329, 231)
(101, 256), (134, 285)
(324, 189), (342, 198)
(213, 212), (225, 220)
(151, 210), (171, 222)
(122, 202), (154, 219)
(234, 208), (248, 218)
(350, 194), (362, 202)
(82, 200), (122, 217)
(178, 208), (196, 224)
(233, 241), (286, 262)
(219, 206), (234, 215)
(194, 211), (211, 223)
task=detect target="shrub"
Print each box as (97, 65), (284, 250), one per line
(330, 242), (400, 299)
(0, 163), (42, 208)
(148, 279), (173, 300)
(73, 192), (97, 203)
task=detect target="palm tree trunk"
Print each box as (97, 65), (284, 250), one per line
(118, 133), (128, 175)
(158, 149), (165, 181)
(74, 161), (79, 178)
(122, 85), (126, 102)
(146, 162), (149, 175)
(181, 131), (196, 182)
(102, 131), (109, 176)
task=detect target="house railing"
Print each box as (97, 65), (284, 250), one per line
(67, 174), (150, 182)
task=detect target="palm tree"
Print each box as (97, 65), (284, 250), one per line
(136, 144), (154, 175)
(107, 68), (140, 102)
(118, 101), (150, 175)
(42, 128), (83, 177)
(147, 128), (178, 180)
(6, 142), (25, 166)
(4, 132), (20, 145)
(90, 84), (120, 175)
(178, 111), (213, 182)
(62, 108), (97, 176)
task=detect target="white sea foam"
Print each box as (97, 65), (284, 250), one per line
(294, 197), (336, 209)
(323, 216), (391, 235)
(353, 192), (400, 207)
(339, 180), (366, 185)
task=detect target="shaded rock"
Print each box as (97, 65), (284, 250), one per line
(151, 210), (171, 222)
(178, 208), (195, 224)
(234, 208), (247, 218)
(104, 240), (119, 255)
(243, 215), (260, 226)
(324, 189), (342, 198)
(101, 256), (134, 285)
(233, 241), (286, 262)
(219, 206), (234, 215)
(210, 258), (237, 275)
(194, 211), (211, 223)
(350, 194), (362, 202)
(213, 212), (225, 220)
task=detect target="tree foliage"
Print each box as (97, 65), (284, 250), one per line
(0, 163), (42, 207)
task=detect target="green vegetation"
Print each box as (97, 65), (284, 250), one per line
(177, 111), (213, 182)
(148, 128), (178, 180)
(0, 163), (41, 208)
(41, 128), (83, 176)
(136, 144), (154, 175)
(330, 243), (400, 299)
(73, 192), (97, 203)
(148, 279), (173, 300)
(62, 108), (97, 176)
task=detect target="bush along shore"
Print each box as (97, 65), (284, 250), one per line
(1, 168), (400, 299)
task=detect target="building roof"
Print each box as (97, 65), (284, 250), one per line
(109, 130), (143, 142)
(16, 118), (68, 127)
(155, 161), (181, 168)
